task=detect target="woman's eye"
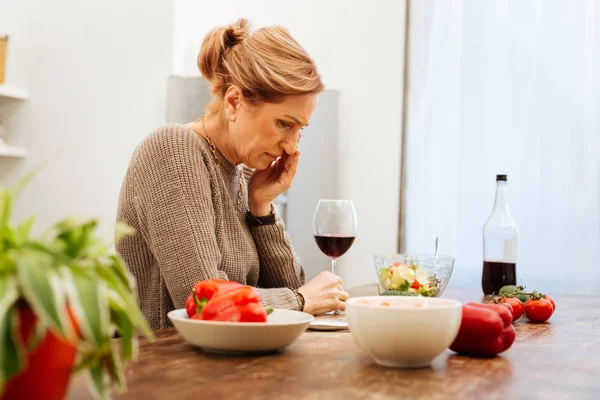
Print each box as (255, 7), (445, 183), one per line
(277, 120), (291, 129)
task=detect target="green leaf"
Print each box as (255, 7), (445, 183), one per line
(107, 340), (126, 393)
(97, 261), (153, 341)
(110, 308), (136, 361)
(96, 262), (132, 299)
(97, 267), (151, 339)
(72, 350), (97, 374)
(16, 253), (69, 338)
(64, 268), (108, 348)
(0, 214), (18, 249)
(23, 240), (73, 265)
(398, 279), (410, 291)
(0, 277), (22, 377)
(0, 276), (19, 325)
(85, 362), (109, 400)
(0, 308), (26, 393)
(114, 222), (135, 245)
(26, 320), (47, 352)
(108, 254), (134, 292)
(15, 216), (36, 246)
(418, 286), (439, 297)
(53, 217), (98, 258)
(0, 187), (13, 233)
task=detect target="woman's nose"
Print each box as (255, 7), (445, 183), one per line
(281, 131), (300, 154)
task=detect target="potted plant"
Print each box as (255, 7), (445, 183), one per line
(0, 171), (153, 400)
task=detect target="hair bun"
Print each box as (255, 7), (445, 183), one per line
(198, 18), (250, 91)
(223, 19), (249, 51)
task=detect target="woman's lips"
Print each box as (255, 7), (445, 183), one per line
(266, 153), (279, 162)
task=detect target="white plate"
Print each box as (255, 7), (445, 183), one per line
(308, 320), (349, 331)
(167, 308), (314, 354)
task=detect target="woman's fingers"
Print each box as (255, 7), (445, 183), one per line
(280, 151), (300, 188)
(285, 151), (300, 177)
(275, 154), (287, 174)
(339, 290), (350, 302)
(327, 289), (349, 313)
(335, 274), (343, 285)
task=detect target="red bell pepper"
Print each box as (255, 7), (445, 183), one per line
(200, 286), (271, 323)
(194, 279), (242, 303)
(209, 302), (272, 323)
(185, 279), (242, 317)
(185, 293), (197, 318)
(450, 302), (516, 357)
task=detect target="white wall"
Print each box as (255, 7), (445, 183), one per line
(0, 0), (174, 240)
(173, 0), (406, 289)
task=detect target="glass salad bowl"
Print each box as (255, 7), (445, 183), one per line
(373, 254), (455, 297)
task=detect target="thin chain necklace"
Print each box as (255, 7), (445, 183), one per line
(200, 117), (244, 215)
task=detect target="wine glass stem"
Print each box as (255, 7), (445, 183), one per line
(331, 258), (337, 275)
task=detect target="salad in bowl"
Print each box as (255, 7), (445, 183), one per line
(374, 254), (455, 297)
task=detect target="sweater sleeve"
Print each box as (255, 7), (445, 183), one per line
(132, 129), (228, 310)
(250, 217), (306, 291)
(255, 287), (301, 311)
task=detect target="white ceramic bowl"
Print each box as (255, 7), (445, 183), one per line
(167, 308), (314, 354)
(345, 296), (462, 368)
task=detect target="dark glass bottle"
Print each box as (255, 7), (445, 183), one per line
(482, 175), (518, 295)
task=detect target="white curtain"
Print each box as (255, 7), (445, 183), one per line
(404, 0), (600, 295)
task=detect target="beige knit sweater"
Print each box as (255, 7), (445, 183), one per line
(116, 123), (305, 330)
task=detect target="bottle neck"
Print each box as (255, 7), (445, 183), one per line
(492, 181), (510, 214)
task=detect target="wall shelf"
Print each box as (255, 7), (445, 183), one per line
(0, 145), (26, 158)
(0, 84), (29, 100)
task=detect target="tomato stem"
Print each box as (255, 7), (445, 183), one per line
(509, 290), (547, 300)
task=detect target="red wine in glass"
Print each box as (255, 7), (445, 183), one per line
(312, 199), (358, 276)
(313, 200), (357, 314)
(314, 234), (356, 258)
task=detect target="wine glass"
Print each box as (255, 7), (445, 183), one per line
(312, 199), (358, 277)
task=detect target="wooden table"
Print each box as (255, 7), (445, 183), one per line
(67, 285), (600, 400)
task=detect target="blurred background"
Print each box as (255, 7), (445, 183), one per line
(0, 0), (598, 294)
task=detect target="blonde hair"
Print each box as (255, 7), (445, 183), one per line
(198, 18), (324, 113)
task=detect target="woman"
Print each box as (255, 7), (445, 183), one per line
(117, 18), (349, 330)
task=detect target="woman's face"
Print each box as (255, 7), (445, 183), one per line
(228, 93), (317, 170)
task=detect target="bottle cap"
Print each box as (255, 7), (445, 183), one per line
(496, 174), (507, 181)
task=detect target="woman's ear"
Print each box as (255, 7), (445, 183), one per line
(223, 85), (243, 122)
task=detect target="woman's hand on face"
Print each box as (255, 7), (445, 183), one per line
(247, 150), (300, 216)
(297, 271), (349, 315)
